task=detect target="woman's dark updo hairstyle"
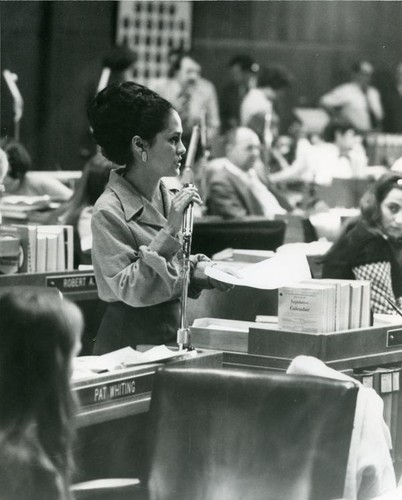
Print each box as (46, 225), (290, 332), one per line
(88, 82), (173, 166)
(360, 171), (402, 229)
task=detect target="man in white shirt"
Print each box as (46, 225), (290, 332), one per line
(308, 121), (369, 186)
(320, 61), (383, 133)
(148, 52), (220, 149)
(204, 127), (287, 219)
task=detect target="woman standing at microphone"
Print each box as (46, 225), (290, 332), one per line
(88, 82), (230, 354)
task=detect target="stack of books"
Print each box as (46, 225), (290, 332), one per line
(0, 195), (53, 221)
(0, 223), (74, 273)
(278, 278), (371, 334)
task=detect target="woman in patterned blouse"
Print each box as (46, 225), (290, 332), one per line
(322, 172), (402, 314)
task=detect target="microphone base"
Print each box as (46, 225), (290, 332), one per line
(177, 327), (191, 351)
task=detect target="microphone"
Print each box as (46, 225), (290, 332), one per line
(177, 125), (200, 351)
(180, 124), (200, 258)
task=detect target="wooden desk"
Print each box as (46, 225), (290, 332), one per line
(315, 178), (374, 208)
(0, 270), (103, 354)
(73, 350), (222, 482)
(188, 285), (278, 326)
(75, 350), (222, 427)
(30, 170), (82, 188)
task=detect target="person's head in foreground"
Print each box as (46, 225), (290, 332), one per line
(0, 288), (83, 499)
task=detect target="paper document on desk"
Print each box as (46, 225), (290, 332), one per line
(205, 253), (311, 289)
(72, 345), (190, 380)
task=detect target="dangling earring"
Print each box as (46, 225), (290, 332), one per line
(141, 151), (148, 163)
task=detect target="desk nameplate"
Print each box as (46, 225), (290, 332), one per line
(75, 371), (154, 407)
(387, 328), (402, 348)
(46, 273), (97, 294)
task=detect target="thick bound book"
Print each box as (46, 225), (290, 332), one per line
(37, 225), (74, 271)
(13, 224), (37, 273)
(278, 284), (336, 333)
(36, 234), (47, 273)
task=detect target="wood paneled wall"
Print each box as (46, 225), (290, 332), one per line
(1, 1), (402, 169)
(192, 1), (402, 127)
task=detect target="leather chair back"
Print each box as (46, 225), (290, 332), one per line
(146, 367), (358, 500)
(191, 218), (286, 257)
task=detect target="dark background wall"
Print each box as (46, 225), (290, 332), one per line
(1, 1), (116, 170)
(1, 1), (402, 170)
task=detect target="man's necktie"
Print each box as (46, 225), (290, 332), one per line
(177, 85), (191, 135)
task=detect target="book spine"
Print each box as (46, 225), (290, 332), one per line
(390, 367), (401, 457)
(74, 372), (154, 407)
(379, 369), (393, 445)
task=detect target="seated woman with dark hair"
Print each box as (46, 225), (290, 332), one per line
(322, 172), (402, 314)
(0, 138), (72, 200)
(51, 152), (115, 266)
(0, 288), (83, 500)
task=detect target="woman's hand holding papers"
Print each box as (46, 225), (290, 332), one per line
(205, 263), (242, 292)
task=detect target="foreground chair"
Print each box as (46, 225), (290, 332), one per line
(145, 366), (358, 500)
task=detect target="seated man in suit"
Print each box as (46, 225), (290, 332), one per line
(204, 126), (288, 219)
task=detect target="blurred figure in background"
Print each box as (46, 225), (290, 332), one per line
(0, 147), (8, 195)
(220, 54), (258, 133)
(0, 288), (83, 500)
(49, 152), (115, 266)
(382, 61), (402, 134)
(322, 172), (402, 314)
(78, 44), (137, 162)
(391, 156), (402, 174)
(0, 138), (72, 200)
(265, 115), (314, 209)
(149, 51), (220, 153)
(100, 44), (138, 87)
(309, 120), (369, 185)
(204, 126), (288, 219)
(240, 64), (292, 148)
(320, 60), (383, 133)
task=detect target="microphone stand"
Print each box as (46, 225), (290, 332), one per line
(177, 124), (200, 351)
(3, 70), (24, 141)
(198, 109), (211, 201)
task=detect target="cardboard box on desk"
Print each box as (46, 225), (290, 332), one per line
(190, 317), (402, 369)
(190, 318), (254, 353)
(248, 323), (402, 366)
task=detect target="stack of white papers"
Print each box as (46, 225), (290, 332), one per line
(205, 252), (311, 290)
(72, 345), (192, 380)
